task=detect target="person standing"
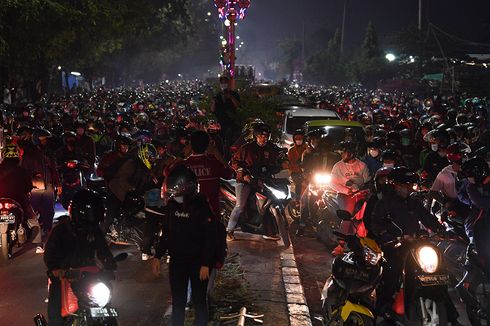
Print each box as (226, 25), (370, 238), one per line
(151, 165), (216, 326)
(210, 76), (240, 156)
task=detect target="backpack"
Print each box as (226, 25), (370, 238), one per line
(103, 156), (131, 182)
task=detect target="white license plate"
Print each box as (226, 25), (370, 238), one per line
(89, 307), (118, 318)
(0, 214), (15, 224)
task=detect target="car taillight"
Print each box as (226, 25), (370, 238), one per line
(4, 203), (11, 209)
(0, 203), (3, 209)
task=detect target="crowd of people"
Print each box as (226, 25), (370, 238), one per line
(1, 78), (489, 324)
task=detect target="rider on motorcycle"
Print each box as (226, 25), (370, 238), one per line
(44, 189), (115, 326)
(0, 144), (41, 244)
(225, 123), (283, 240)
(370, 167), (450, 319)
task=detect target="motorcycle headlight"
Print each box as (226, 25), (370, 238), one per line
(265, 185), (289, 200)
(88, 282), (111, 307)
(416, 246), (439, 273)
(313, 173), (331, 185)
(363, 247), (382, 266)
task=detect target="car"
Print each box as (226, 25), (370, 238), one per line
(280, 107), (340, 147)
(302, 120), (366, 151)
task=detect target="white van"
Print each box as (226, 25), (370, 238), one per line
(280, 106), (340, 147)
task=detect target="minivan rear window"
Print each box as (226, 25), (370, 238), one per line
(286, 116), (337, 134)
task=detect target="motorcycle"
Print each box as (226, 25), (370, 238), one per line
(382, 217), (452, 326)
(321, 209), (383, 326)
(0, 198), (26, 261)
(59, 160), (86, 209)
(86, 177), (146, 249)
(456, 245), (490, 325)
(220, 169), (292, 247)
(34, 253), (128, 326)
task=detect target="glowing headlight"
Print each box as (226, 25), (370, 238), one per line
(416, 246), (439, 274)
(314, 173), (331, 185)
(88, 282), (111, 307)
(267, 186), (288, 200)
(363, 247), (382, 266)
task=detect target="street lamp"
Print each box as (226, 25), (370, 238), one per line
(214, 0), (251, 85)
(385, 53), (396, 62)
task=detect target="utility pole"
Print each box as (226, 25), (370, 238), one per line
(340, 0), (347, 58)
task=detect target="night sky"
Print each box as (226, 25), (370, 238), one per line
(224, 0), (490, 71)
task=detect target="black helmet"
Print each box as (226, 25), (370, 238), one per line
(292, 129), (304, 141)
(423, 129), (449, 149)
(253, 123), (271, 137)
(461, 157), (488, 184)
(337, 141), (356, 153)
(69, 189), (105, 230)
(367, 137), (384, 149)
(388, 166), (418, 185)
(165, 165), (198, 198)
(74, 119), (87, 129)
(62, 131), (77, 145)
(32, 128), (52, 146)
(115, 134), (133, 146)
(374, 166), (393, 193)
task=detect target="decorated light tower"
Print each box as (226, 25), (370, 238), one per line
(214, 0), (251, 84)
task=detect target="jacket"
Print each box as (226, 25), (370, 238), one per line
(108, 158), (156, 202)
(231, 141), (282, 183)
(21, 145), (60, 190)
(155, 194), (216, 267)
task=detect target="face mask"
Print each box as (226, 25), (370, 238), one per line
(174, 196), (184, 203)
(295, 140), (303, 146)
(383, 163), (394, 168)
(401, 138), (410, 146)
(431, 144), (438, 152)
(396, 186), (411, 198)
(377, 192), (383, 200)
(369, 149), (380, 158)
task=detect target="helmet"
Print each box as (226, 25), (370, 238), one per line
(337, 141), (356, 153)
(133, 129), (152, 144)
(387, 166), (418, 185)
(165, 165), (198, 198)
(115, 134), (133, 146)
(367, 137), (384, 149)
(292, 129), (304, 141)
(253, 123), (271, 138)
(136, 112), (149, 124)
(138, 143), (157, 169)
(307, 128), (326, 140)
(446, 142), (471, 164)
(206, 120), (221, 133)
(461, 157), (488, 184)
(68, 189), (105, 230)
(73, 119), (87, 129)
(62, 131), (77, 145)
(464, 124), (480, 143)
(423, 129), (449, 149)
(2, 144), (20, 159)
(374, 167), (393, 193)
(32, 128), (52, 146)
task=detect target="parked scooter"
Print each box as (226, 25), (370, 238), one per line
(321, 209), (383, 326)
(220, 167), (292, 247)
(34, 253), (128, 326)
(0, 198), (26, 261)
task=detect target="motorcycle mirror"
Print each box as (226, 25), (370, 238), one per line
(336, 209), (353, 221)
(114, 253), (128, 262)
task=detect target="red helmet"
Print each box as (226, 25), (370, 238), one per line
(446, 142), (471, 164)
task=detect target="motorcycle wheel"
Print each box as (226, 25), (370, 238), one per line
(407, 297), (448, 326)
(442, 241), (467, 285)
(466, 279), (489, 326)
(271, 206), (290, 248)
(286, 201), (300, 221)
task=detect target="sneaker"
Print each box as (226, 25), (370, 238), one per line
(35, 246), (45, 254)
(226, 231), (235, 241)
(141, 253), (151, 261)
(262, 235), (281, 241)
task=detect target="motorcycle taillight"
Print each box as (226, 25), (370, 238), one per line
(67, 162), (77, 168)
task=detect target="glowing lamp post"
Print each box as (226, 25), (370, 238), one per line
(214, 0), (251, 84)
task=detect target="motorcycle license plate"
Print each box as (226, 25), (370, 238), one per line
(0, 213), (15, 224)
(418, 274), (449, 286)
(89, 307), (118, 318)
